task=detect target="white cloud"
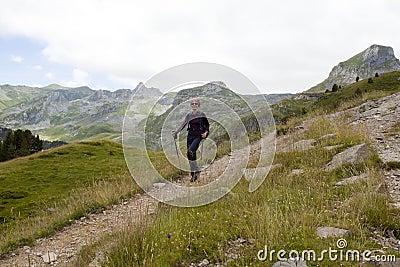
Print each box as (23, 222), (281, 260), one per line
(1, 0), (400, 93)
(33, 65), (42, 70)
(26, 83), (44, 88)
(45, 72), (54, 79)
(10, 54), (24, 63)
(61, 68), (89, 87)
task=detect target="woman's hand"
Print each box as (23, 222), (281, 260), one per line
(201, 131), (208, 139)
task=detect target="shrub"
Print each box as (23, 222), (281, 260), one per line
(332, 83), (339, 92)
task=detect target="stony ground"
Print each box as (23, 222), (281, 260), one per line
(1, 93), (399, 266)
(328, 92), (400, 208)
(330, 92), (400, 257)
(0, 193), (158, 267)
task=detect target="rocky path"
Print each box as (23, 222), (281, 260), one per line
(342, 92), (400, 254)
(275, 92), (400, 258)
(329, 92), (400, 208)
(0, 193), (158, 267)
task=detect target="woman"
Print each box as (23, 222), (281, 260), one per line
(172, 98), (209, 182)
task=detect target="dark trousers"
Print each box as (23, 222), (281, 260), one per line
(187, 134), (202, 172)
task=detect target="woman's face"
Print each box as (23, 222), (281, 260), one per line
(190, 100), (199, 112)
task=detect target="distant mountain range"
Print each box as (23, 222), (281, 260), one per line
(137, 82), (281, 150)
(0, 83), (166, 142)
(0, 82), (290, 142)
(308, 44), (400, 92)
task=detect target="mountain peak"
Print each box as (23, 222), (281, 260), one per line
(359, 44), (395, 62)
(308, 44), (400, 92)
(42, 84), (71, 90)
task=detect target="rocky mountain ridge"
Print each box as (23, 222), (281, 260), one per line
(0, 83), (164, 141)
(0, 82), (289, 142)
(308, 44), (400, 92)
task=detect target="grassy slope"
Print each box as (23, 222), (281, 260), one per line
(314, 71), (400, 112)
(0, 140), (141, 254)
(40, 124), (122, 142)
(0, 86), (48, 112)
(0, 140), (126, 222)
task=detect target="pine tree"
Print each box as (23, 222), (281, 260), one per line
(31, 134), (43, 153)
(20, 135), (30, 156)
(0, 141), (6, 161)
(3, 130), (15, 160)
(14, 129), (29, 157)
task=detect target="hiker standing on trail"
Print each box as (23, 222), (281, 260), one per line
(172, 98), (210, 182)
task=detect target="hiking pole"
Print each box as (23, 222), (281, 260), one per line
(173, 135), (182, 174)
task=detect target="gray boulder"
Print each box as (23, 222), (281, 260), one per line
(316, 227), (352, 238)
(42, 252), (57, 263)
(334, 173), (369, 187)
(324, 144), (372, 171)
(272, 258), (308, 267)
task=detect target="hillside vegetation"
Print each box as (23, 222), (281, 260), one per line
(0, 140), (128, 221)
(273, 71), (400, 133)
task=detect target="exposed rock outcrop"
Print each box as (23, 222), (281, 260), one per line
(324, 144), (372, 171)
(309, 45), (400, 92)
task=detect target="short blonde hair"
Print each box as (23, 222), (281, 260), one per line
(190, 98), (200, 107)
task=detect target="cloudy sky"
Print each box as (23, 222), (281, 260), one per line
(1, 0), (399, 94)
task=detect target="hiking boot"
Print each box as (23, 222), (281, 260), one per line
(190, 171), (200, 182)
(190, 171), (195, 182)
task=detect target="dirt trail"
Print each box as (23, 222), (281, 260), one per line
(0, 193), (157, 267)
